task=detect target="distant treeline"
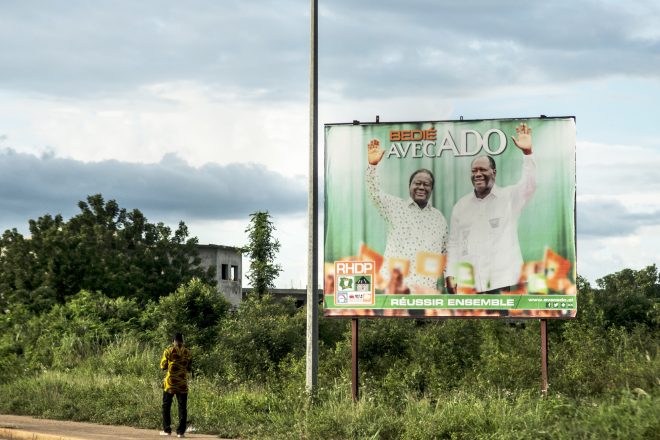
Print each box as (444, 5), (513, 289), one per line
(0, 194), (215, 312)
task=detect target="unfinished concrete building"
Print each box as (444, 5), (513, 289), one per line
(196, 244), (242, 307)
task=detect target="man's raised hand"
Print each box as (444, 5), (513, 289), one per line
(511, 123), (533, 155)
(367, 139), (385, 165)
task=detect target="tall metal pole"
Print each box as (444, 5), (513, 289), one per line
(351, 318), (359, 402)
(305, 0), (319, 395)
(540, 319), (549, 396)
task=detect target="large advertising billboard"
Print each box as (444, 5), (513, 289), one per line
(324, 117), (576, 318)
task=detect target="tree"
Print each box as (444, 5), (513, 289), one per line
(144, 278), (231, 349)
(241, 211), (282, 297)
(594, 265), (660, 330)
(0, 194), (215, 312)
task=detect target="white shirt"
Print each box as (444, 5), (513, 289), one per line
(366, 165), (448, 291)
(447, 155), (536, 292)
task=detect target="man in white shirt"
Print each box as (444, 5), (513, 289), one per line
(366, 139), (448, 293)
(446, 123), (536, 294)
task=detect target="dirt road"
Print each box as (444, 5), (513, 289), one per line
(0, 414), (226, 440)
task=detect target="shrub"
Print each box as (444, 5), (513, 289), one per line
(142, 278), (231, 349)
(214, 294), (305, 383)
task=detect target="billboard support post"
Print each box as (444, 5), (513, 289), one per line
(351, 318), (359, 402)
(305, 0), (319, 396)
(540, 319), (549, 396)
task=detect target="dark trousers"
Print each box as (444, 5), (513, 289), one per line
(162, 391), (187, 435)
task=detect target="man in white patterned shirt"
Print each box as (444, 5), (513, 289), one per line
(446, 123), (537, 294)
(366, 139), (448, 293)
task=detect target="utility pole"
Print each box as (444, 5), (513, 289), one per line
(306, 0), (319, 396)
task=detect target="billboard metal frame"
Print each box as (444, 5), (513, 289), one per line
(323, 116), (576, 399)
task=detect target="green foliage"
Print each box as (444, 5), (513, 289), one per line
(594, 265), (660, 330)
(211, 295), (305, 383)
(318, 310), (350, 349)
(0, 369), (162, 427)
(241, 211), (282, 297)
(1, 263), (659, 439)
(0, 194), (215, 312)
(552, 321), (659, 396)
(0, 303), (33, 382)
(143, 278), (231, 349)
(94, 335), (161, 378)
(11, 290), (144, 371)
(2, 370), (658, 439)
(572, 275), (606, 326)
(411, 320), (484, 391)
(469, 321), (539, 392)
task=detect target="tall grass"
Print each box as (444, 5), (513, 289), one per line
(1, 328), (658, 439)
(1, 363), (657, 439)
(1, 287), (658, 439)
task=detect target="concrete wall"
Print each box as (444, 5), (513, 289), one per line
(241, 288), (323, 307)
(196, 244), (242, 307)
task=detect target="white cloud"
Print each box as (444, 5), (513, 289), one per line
(574, 137), (660, 280)
(0, 85), (310, 175)
(578, 224), (660, 282)
(577, 140), (660, 199)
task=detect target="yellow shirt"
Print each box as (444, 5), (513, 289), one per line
(160, 344), (192, 393)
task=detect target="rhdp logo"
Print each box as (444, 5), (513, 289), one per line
(334, 260), (376, 306)
(338, 276), (354, 290)
(356, 276), (371, 292)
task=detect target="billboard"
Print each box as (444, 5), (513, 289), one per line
(324, 117), (576, 319)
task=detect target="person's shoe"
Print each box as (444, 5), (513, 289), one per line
(177, 435), (185, 438)
(159, 431), (171, 436)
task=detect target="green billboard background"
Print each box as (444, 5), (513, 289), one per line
(324, 117), (576, 319)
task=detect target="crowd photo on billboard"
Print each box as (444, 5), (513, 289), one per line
(324, 117), (576, 319)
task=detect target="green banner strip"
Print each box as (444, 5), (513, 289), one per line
(324, 294), (576, 310)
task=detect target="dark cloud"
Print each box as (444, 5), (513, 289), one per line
(0, 0), (658, 101)
(321, 1), (660, 99)
(0, 149), (307, 232)
(577, 198), (660, 238)
(0, 0), (309, 100)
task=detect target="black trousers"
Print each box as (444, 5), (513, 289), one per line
(162, 391), (187, 435)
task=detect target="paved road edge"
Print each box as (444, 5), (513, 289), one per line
(0, 426), (85, 440)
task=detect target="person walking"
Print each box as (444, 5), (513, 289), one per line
(159, 333), (192, 437)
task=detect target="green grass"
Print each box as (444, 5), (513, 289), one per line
(1, 367), (658, 439)
(1, 292), (659, 439)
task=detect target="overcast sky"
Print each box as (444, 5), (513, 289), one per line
(1, 0), (659, 288)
